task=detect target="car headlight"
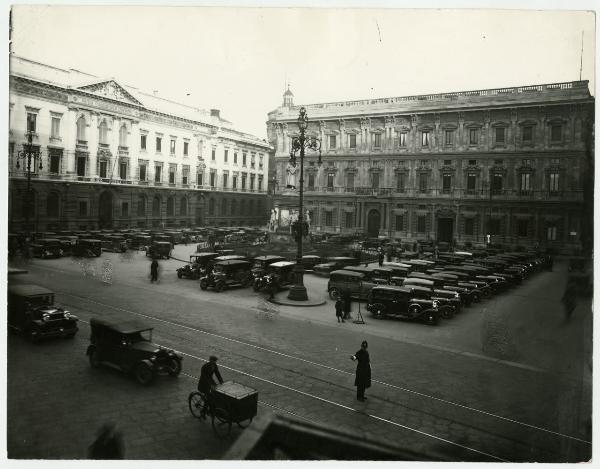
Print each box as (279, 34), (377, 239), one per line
(149, 356), (156, 362)
(42, 313), (50, 321)
(454, 292), (460, 298)
(64, 311), (71, 319)
(45, 250), (52, 255)
(432, 300), (439, 309)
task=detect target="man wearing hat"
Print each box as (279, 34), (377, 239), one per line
(198, 355), (224, 417)
(351, 341), (371, 402)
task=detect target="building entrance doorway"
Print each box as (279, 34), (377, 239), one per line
(98, 191), (113, 229)
(437, 218), (453, 243)
(367, 209), (381, 238)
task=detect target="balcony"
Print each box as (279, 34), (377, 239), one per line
(118, 146), (129, 156)
(76, 140), (88, 150)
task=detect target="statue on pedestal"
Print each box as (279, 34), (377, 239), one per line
(285, 161), (298, 189)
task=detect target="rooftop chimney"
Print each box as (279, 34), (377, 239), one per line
(210, 109), (220, 118)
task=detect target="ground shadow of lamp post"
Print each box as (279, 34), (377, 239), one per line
(16, 130), (43, 235)
(287, 107), (322, 301)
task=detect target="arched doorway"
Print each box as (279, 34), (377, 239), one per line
(367, 209), (380, 238)
(98, 191), (113, 228)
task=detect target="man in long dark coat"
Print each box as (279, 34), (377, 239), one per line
(150, 259), (159, 282)
(351, 340), (371, 401)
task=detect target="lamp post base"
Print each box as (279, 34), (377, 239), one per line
(287, 264), (308, 301)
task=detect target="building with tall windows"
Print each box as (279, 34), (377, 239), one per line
(267, 82), (593, 253)
(8, 55), (272, 232)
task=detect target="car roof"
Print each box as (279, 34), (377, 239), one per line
(326, 256), (356, 261)
(215, 260), (251, 266)
(81, 238), (101, 242)
(194, 252), (220, 257)
(254, 255), (286, 261)
(372, 285), (412, 294)
(344, 266), (375, 273)
(330, 269), (364, 278)
(383, 262), (412, 269)
(302, 255), (321, 259)
(8, 284), (54, 296)
(90, 318), (152, 334)
(269, 261), (295, 268)
(154, 241), (172, 245)
(215, 255), (245, 261)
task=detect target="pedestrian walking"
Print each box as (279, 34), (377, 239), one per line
(335, 297), (344, 322)
(150, 258), (159, 283)
(342, 290), (352, 320)
(351, 340), (371, 401)
(377, 250), (384, 267)
(88, 422), (124, 459)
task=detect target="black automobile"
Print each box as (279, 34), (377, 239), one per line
(200, 260), (253, 292)
(177, 253), (221, 279)
(72, 239), (102, 257)
(8, 284), (78, 341)
(253, 261), (296, 292)
(31, 238), (64, 259)
(366, 286), (440, 325)
(86, 318), (182, 386)
(130, 235), (152, 251)
(300, 255), (322, 271)
(101, 235), (128, 253)
(146, 241), (172, 259)
(252, 255), (287, 278)
(402, 284), (459, 318)
(313, 256), (360, 276)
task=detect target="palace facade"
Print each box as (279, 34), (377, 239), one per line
(8, 55), (272, 232)
(267, 83), (594, 253)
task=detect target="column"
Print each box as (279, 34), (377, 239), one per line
(66, 108), (78, 175)
(130, 121), (140, 182)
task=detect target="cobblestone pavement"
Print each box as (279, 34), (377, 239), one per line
(6, 252), (592, 462)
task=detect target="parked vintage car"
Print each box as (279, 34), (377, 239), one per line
(31, 238), (64, 258)
(57, 235), (78, 254)
(252, 255), (287, 277)
(328, 266), (393, 300)
(300, 255), (322, 271)
(86, 318), (182, 385)
(146, 241), (172, 259)
(200, 260), (253, 292)
(130, 235), (152, 251)
(72, 239), (102, 257)
(253, 261), (296, 292)
(400, 282), (460, 318)
(101, 235), (128, 253)
(313, 256), (360, 276)
(366, 286), (440, 325)
(178, 252), (221, 280)
(8, 284), (79, 341)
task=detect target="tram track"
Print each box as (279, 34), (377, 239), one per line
(57, 291), (589, 462)
(12, 260), (591, 461)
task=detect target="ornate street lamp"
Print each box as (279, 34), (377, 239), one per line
(15, 130), (43, 234)
(287, 107), (322, 301)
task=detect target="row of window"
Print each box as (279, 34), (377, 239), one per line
(303, 170), (563, 193)
(210, 148), (264, 170)
(207, 198), (265, 217)
(24, 112), (265, 162)
(323, 124), (565, 150)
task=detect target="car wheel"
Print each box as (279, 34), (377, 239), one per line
(328, 288), (340, 301)
(371, 303), (385, 319)
(167, 358), (182, 377)
(215, 281), (225, 292)
(253, 281), (261, 292)
(425, 312), (439, 326)
(89, 349), (101, 368)
(134, 363), (155, 386)
(472, 293), (481, 303)
(200, 279), (208, 290)
(441, 308), (454, 319)
(27, 328), (40, 343)
(177, 272), (183, 279)
(408, 305), (421, 317)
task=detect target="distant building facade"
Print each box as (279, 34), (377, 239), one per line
(267, 83), (594, 252)
(8, 55), (272, 232)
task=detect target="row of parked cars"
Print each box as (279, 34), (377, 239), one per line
(326, 250), (550, 326)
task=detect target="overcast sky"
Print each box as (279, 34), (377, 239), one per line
(9, 5), (596, 139)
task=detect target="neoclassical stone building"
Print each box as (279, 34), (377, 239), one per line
(267, 83), (593, 252)
(8, 55), (272, 232)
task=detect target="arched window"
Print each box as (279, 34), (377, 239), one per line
(231, 199), (237, 216)
(46, 192), (60, 217)
(99, 120), (108, 144)
(77, 116), (86, 141)
(167, 197), (174, 216)
(152, 196), (161, 216)
(180, 197), (188, 216)
(221, 199), (228, 216)
(208, 198), (215, 215)
(137, 195), (146, 216)
(119, 125), (128, 147)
